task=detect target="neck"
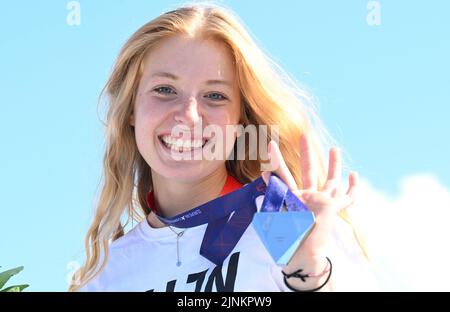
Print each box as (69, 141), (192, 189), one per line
(147, 167), (228, 228)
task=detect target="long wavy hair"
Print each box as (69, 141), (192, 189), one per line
(69, 3), (367, 291)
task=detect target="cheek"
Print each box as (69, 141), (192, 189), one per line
(134, 99), (165, 131)
(227, 100), (242, 125)
(133, 104), (161, 149)
(206, 115), (241, 158)
(134, 121), (154, 161)
(207, 102), (241, 125)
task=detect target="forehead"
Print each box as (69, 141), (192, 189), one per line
(141, 35), (236, 82)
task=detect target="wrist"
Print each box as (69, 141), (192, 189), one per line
(282, 256), (332, 292)
(285, 254), (327, 272)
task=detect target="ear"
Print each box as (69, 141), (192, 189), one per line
(129, 113), (135, 126)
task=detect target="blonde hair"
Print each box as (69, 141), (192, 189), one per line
(69, 3), (367, 291)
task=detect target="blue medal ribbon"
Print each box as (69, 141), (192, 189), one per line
(151, 174), (309, 265)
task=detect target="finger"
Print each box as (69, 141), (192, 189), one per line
(330, 187), (339, 198)
(266, 140), (298, 192)
(300, 190), (353, 213)
(346, 171), (359, 199)
(307, 192), (353, 212)
(336, 194), (354, 212)
(299, 133), (317, 190)
(322, 147), (342, 193)
(292, 188), (312, 202)
(327, 147), (342, 182)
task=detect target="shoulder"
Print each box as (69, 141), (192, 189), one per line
(77, 222), (148, 292)
(109, 222), (145, 251)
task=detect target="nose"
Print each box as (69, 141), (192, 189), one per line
(174, 95), (202, 127)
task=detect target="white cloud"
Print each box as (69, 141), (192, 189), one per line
(348, 173), (450, 291)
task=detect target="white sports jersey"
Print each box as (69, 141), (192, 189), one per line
(78, 196), (379, 292)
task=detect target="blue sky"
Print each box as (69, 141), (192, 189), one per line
(0, 1), (449, 291)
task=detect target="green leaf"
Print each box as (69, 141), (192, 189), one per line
(0, 266), (24, 289)
(1, 284), (29, 292)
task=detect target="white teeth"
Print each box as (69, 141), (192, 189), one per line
(160, 135), (207, 150)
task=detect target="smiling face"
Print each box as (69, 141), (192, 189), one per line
(132, 35), (242, 181)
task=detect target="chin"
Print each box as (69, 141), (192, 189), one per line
(153, 161), (222, 183)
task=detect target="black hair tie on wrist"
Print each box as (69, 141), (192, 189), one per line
(282, 257), (333, 292)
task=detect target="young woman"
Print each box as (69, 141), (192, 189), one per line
(70, 3), (378, 292)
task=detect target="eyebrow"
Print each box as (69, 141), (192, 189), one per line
(151, 71), (231, 87)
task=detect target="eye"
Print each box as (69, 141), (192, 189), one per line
(205, 92), (228, 101)
(152, 86), (177, 95)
